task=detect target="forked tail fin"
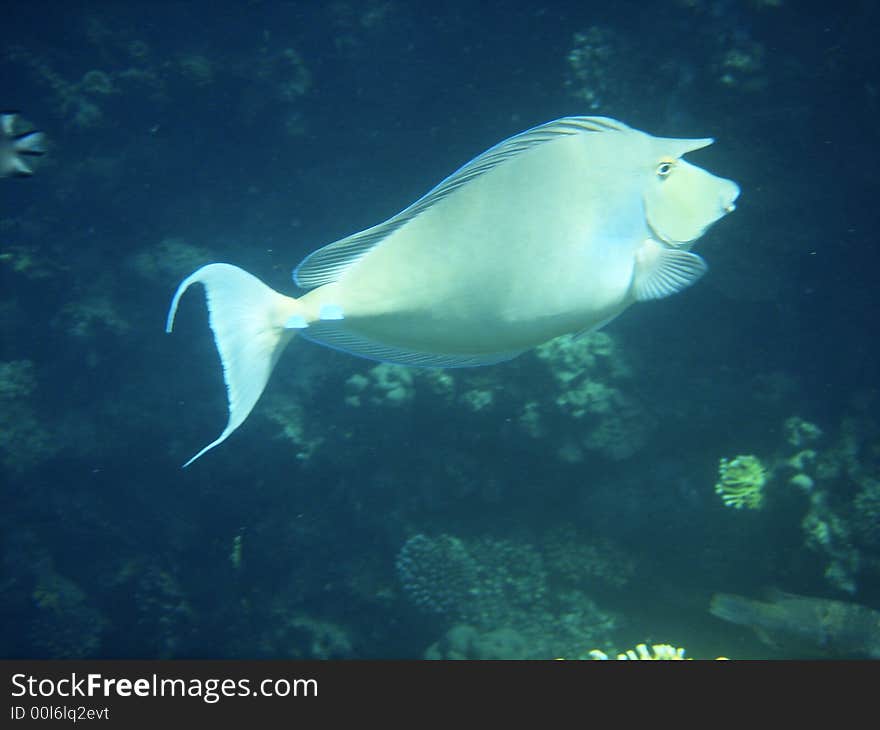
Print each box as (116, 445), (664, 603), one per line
(166, 263), (299, 466)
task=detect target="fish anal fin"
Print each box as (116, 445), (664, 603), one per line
(301, 320), (522, 368)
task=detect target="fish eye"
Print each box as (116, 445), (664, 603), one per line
(656, 160), (675, 178)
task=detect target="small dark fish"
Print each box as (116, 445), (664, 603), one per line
(710, 590), (880, 658)
(0, 111), (46, 178)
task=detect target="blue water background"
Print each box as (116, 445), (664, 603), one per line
(1, 1), (878, 659)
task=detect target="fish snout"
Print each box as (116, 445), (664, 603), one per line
(721, 179), (740, 214)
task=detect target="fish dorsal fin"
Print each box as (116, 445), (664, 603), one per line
(632, 237), (707, 301)
(293, 116), (631, 289)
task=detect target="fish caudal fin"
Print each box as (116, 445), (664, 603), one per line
(166, 263), (299, 467)
(14, 130), (46, 156)
(1, 112), (46, 177)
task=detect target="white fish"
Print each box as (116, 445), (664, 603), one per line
(0, 111), (46, 177)
(167, 116), (739, 466)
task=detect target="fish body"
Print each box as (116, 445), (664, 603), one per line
(167, 116), (739, 465)
(710, 591), (880, 658)
(0, 112), (46, 177)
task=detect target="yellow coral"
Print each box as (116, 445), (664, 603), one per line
(589, 643), (688, 660)
(586, 643), (729, 660)
(557, 642), (729, 660)
(715, 455), (767, 510)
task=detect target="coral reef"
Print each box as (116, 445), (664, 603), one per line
(0, 361), (56, 473)
(0, 245), (62, 280)
(0, 0), (873, 663)
(521, 333), (650, 461)
(345, 363), (415, 408)
(723, 411), (880, 595)
(6, 20), (311, 134)
(256, 608), (354, 659)
(541, 524), (635, 590)
(773, 416), (865, 593)
(397, 532), (618, 658)
(54, 295), (130, 339)
(852, 480), (880, 550)
(716, 37), (767, 91)
(424, 624), (531, 660)
(260, 393), (324, 462)
(128, 237), (215, 283)
(396, 533), (546, 626)
(30, 571), (106, 658)
(564, 27), (627, 111)
(785, 416), (823, 448)
(0, 359), (36, 399)
(338, 331), (648, 462)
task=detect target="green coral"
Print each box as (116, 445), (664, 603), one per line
(535, 331), (627, 384)
(460, 388), (493, 412)
(715, 455), (767, 510)
(344, 363), (414, 407)
(784, 417), (823, 448)
(529, 332), (649, 461)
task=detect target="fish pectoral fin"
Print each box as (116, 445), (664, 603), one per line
(631, 238), (708, 301)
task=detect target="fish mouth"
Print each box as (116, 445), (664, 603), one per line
(722, 181), (741, 214)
